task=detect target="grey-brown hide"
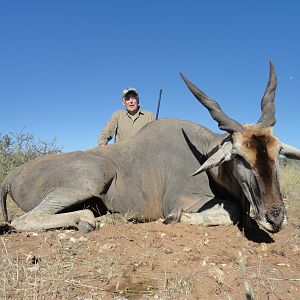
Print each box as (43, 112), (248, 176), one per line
(3, 151), (115, 213)
(1, 119), (228, 232)
(1, 62), (300, 233)
(99, 119), (226, 221)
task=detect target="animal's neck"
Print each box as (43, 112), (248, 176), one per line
(204, 132), (230, 156)
(192, 127), (229, 156)
(199, 133), (242, 201)
(209, 161), (242, 201)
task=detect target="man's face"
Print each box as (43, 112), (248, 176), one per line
(122, 92), (139, 114)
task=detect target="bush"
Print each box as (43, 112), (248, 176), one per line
(0, 130), (62, 183)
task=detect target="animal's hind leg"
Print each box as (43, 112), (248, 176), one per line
(11, 188), (96, 232)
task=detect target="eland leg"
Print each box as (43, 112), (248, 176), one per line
(11, 188), (97, 232)
(180, 200), (240, 226)
(164, 195), (241, 226)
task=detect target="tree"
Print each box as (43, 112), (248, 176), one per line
(0, 130), (62, 183)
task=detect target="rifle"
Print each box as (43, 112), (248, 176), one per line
(155, 89), (162, 120)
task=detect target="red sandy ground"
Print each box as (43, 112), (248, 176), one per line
(1, 207), (299, 299)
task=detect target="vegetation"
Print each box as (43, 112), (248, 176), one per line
(0, 130), (61, 184)
(279, 158), (300, 199)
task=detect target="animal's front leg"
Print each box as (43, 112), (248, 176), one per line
(162, 192), (214, 224)
(180, 199), (240, 226)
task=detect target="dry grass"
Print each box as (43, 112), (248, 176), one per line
(0, 163), (299, 299)
(280, 160), (300, 200)
(0, 234), (115, 299)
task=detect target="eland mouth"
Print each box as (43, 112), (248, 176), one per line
(255, 206), (287, 233)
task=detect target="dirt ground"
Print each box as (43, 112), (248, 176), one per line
(0, 198), (299, 300)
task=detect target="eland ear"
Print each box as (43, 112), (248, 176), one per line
(280, 143), (300, 160)
(192, 142), (233, 176)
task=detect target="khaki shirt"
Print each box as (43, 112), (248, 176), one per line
(98, 108), (155, 145)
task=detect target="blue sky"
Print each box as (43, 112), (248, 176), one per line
(1, 0), (299, 151)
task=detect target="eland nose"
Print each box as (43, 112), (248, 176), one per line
(265, 204), (286, 232)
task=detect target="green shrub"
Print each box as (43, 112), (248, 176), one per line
(0, 130), (62, 183)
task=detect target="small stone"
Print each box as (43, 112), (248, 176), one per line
(183, 247), (192, 253)
(70, 237), (77, 243)
(78, 236), (88, 242)
(260, 243), (268, 252)
(208, 265), (224, 284)
(26, 232), (39, 237)
(58, 233), (68, 240)
(164, 247), (173, 254)
(203, 238), (210, 245)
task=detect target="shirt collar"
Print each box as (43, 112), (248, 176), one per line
(125, 107), (144, 117)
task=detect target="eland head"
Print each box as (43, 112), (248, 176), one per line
(181, 62), (297, 233)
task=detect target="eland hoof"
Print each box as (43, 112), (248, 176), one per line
(76, 220), (95, 233)
(163, 209), (182, 224)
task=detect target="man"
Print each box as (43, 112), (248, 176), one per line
(98, 87), (155, 147)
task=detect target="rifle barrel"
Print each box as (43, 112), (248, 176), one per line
(156, 89), (162, 120)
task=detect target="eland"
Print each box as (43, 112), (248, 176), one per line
(1, 62), (300, 234)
